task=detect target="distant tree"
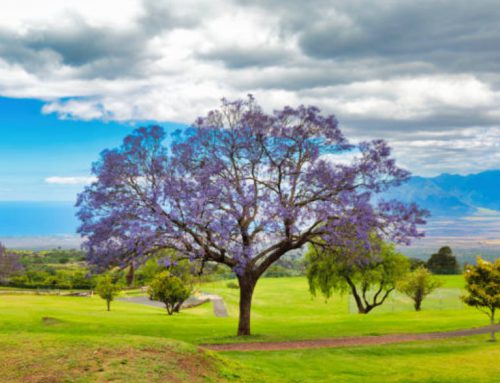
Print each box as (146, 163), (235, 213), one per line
(0, 243), (23, 284)
(148, 271), (191, 315)
(70, 271), (96, 290)
(397, 267), (442, 311)
(409, 257), (427, 271)
(135, 258), (163, 286)
(95, 275), (121, 311)
(462, 257), (500, 342)
(427, 246), (459, 274)
(306, 235), (410, 314)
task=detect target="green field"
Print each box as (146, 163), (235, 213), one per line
(0, 276), (498, 382)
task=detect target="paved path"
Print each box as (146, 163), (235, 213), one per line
(118, 294), (228, 317)
(205, 295), (228, 317)
(203, 324), (500, 352)
(118, 296), (166, 308)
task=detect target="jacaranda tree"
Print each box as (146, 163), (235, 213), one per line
(77, 96), (426, 335)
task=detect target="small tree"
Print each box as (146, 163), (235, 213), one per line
(462, 257), (500, 342)
(306, 236), (410, 314)
(95, 275), (121, 311)
(397, 267), (442, 311)
(148, 271), (191, 315)
(427, 246), (458, 274)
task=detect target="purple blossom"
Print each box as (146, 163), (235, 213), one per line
(77, 96), (426, 277)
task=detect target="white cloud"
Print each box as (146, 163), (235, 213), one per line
(0, 0), (500, 175)
(45, 176), (97, 185)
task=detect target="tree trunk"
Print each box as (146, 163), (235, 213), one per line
(415, 298), (422, 311)
(106, 300), (110, 312)
(490, 313), (496, 342)
(237, 274), (257, 336)
(166, 304), (174, 315)
(363, 305), (374, 314)
(126, 263), (135, 287)
(345, 277), (367, 314)
(173, 301), (183, 313)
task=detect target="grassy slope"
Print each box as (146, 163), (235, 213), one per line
(0, 333), (257, 383)
(0, 275), (498, 382)
(226, 336), (500, 383)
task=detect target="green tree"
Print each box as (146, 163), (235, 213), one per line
(462, 257), (500, 342)
(397, 267), (442, 311)
(409, 257), (427, 271)
(306, 237), (410, 314)
(427, 246), (459, 274)
(95, 275), (121, 311)
(148, 271), (191, 315)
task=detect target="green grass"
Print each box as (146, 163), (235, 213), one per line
(226, 336), (500, 383)
(0, 276), (485, 344)
(0, 275), (498, 382)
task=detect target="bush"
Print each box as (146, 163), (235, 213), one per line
(148, 271), (191, 315)
(226, 281), (239, 289)
(409, 257), (427, 271)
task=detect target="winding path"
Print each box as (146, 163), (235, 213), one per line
(202, 325), (500, 352)
(118, 294), (228, 317)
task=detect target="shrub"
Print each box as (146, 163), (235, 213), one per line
(226, 281), (239, 289)
(397, 267), (442, 311)
(148, 271), (191, 315)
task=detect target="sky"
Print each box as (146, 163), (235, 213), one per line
(0, 0), (499, 203)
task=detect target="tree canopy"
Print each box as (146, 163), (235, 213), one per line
(95, 275), (121, 311)
(462, 257), (500, 341)
(148, 271), (192, 315)
(397, 266), (442, 311)
(427, 246), (459, 274)
(77, 97), (426, 335)
(306, 236), (410, 313)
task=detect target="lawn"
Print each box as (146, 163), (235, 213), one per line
(0, 275), (498, 382)
(226, 336), (500, 383)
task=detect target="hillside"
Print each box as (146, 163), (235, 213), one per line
(388, 170), (500, 218)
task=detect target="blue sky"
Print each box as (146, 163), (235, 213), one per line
(0, 97), (184, 201)
(0, 1), (499, 200)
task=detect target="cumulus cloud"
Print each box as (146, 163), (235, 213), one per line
(0, 0), (499, 175)
(45, 176), (97, 185)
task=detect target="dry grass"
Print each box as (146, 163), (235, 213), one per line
(0, 335), (246, 383)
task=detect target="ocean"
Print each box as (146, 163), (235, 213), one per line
(0, 201), (78, 236)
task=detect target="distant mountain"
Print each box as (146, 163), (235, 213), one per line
(430, 170), (500, 211)
(387, 170), (500, 218)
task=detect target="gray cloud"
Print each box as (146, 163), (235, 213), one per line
(199, 46), (291, 69)
(0, 1), (194, 79)
(0, 0), (499, 175)
(298, 1), (500, 73)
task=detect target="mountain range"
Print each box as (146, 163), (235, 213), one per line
(0, 170), (498, 250)
(388, 170), (500, 218)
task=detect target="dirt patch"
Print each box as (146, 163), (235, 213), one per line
(203, 324), (500, 352)
(1, 341), (231, 383)
(41, 317), (63, 326)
